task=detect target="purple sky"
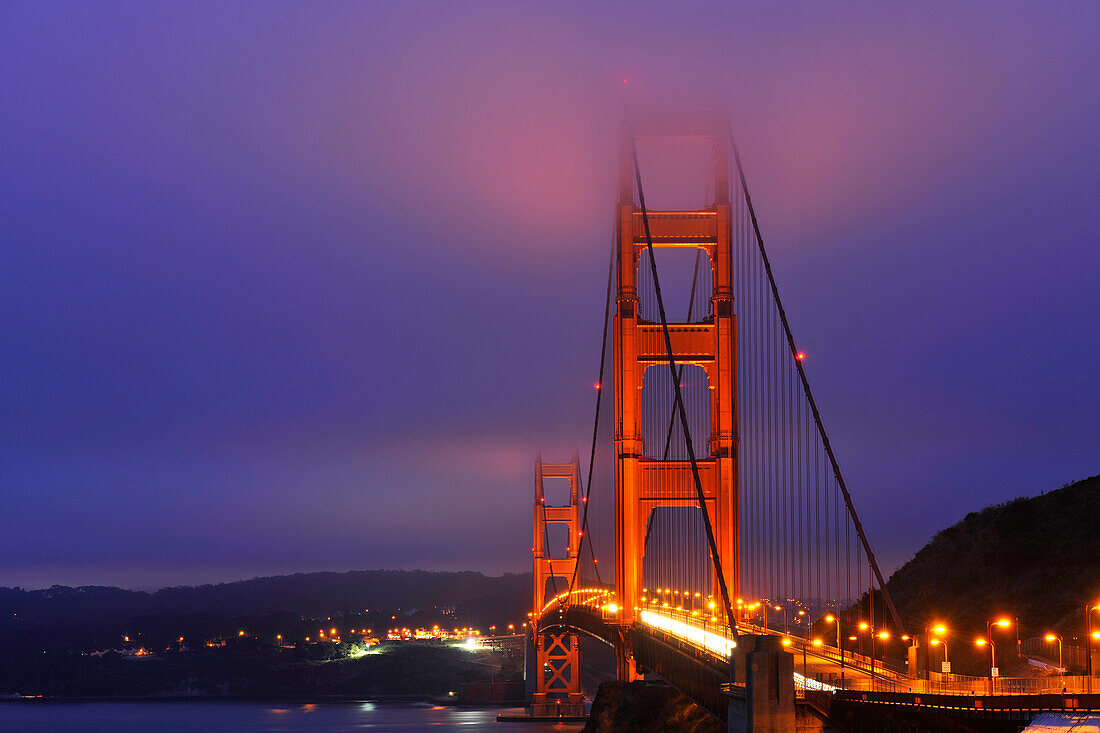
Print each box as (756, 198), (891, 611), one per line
(1, 2), (1097, 590)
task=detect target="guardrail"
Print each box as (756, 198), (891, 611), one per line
(544, 594), (1098, 698)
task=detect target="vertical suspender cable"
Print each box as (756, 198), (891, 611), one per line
(730, 136), (908, 638)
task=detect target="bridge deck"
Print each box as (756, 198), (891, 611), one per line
(536, 592), (1100, 722)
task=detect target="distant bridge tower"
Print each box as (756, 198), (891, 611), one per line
(612, 110), (739, 680)
(529, 454), (585, 716)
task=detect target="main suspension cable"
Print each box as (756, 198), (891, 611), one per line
(567, 226), (617, 598)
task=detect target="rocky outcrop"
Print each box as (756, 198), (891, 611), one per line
(582, 680), (723, 733)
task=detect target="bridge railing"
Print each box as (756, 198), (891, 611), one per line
(834, 673), (1097, 696)
(549, 593), (1097, 698)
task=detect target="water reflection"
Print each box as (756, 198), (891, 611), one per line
(0, 702), (584, 732)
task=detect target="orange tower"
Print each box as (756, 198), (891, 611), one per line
(612, 111), (739, 679)
(530, 454), (585, 715)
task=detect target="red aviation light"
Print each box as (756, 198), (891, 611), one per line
(795, 352), (806, 361)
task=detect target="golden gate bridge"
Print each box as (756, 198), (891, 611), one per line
(518, 110), (1100, 731)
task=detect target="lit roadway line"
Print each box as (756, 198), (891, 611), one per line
(634, 607), (898, 688)
(638, 609), (838, 691)
(640, 609), (736, 657)
(551, 592), (888, 689)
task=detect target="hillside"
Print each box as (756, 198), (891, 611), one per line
(0, 569), (533, 697)
(880, 473), (1100, 671)
(0, 569), (530, 630)
(0, 569), (531, 660)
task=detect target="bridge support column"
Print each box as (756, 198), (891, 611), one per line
(613, 625), (639, 682)
(528, 455), (586, 719)
(531, 632), (585, 717)
(728, 636), (795, 733)
(613, 110), (741, 684)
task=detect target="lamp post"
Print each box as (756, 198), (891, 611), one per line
(824, 614), (843, 683)
(975, 638), (995, 694)
(848, 634), (859, 684)
(807, 638), (823, 680)
(877, 630), (891, 680)
(985, 618), (1012, 694)
(930, 638), (948, 690)
(930, 639), (948, 665)
(774, 605), (788, 634)
(856, 623), (875, 683)
(1086, 603), (1100, 693)
(924, 624), (946, 680)
(1044, 633), (1063, 672)
(803, 613), (812, 681)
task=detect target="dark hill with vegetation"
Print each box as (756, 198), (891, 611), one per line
(0, 569), (533, 698)
(0, 569), (530, 633)
(879, 473), (1100, 673)
(0, 569), (530, 665)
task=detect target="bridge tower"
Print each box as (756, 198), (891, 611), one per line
(530, 454), (586, 716)
(613, 110), (739, 680)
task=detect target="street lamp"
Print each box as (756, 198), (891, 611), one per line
(823, 614), (843, 682)
(924, 624), (947, 680)
(985, 618), (1012, 692)
(854, 623), (876, 682)
(877, 630), (891, 678)
(930, 638), (949, 668)
(1044, 633), (1063, 672)
(774, 605), (788, 634)
(1086, 603), (1100, 692)
(976, 637), (996, 694)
